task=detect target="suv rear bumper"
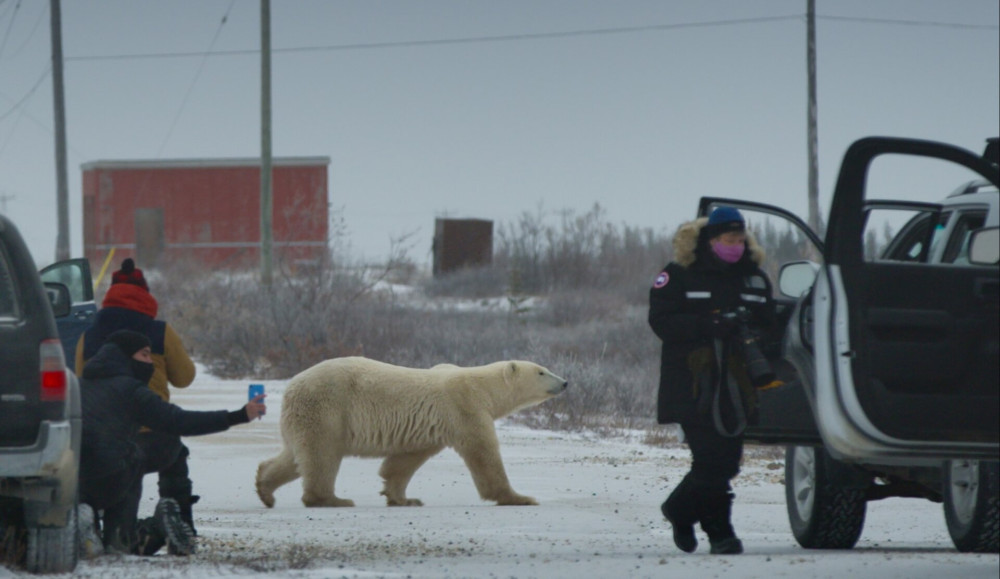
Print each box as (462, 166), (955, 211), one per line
(0, 420), (75, 478)
(0, 420), (79, 514)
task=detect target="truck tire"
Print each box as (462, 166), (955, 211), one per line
(785, 445), (867, 549)
(944, 460), (999, 553)
(24, 504), (79, 574)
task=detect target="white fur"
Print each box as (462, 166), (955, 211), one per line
(256, 357), (567, 508)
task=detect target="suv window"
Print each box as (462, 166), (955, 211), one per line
(0, 244), (19, 320)
(876, 211), (950, 263)
(941, 210), (987, 265)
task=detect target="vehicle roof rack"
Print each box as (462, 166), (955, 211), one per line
(946, 179), (997, 198)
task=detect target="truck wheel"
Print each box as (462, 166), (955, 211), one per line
(24, 504), (79, 574)
(785, 445), (867, 549)
(944, 460), (999, 553)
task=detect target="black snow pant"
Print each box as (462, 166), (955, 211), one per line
(682, 422), (743, 490)
(136, 431), (193, 499)
(79, 456), (145, 553)
(666, 422), (744, 542)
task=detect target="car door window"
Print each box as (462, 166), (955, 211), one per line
(941, 210), (987, 265)
(697, 198), (823, 289)
(869, 209), (950, 263)
(40, 259), (94, 305)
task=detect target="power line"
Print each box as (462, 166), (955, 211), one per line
(62, 13), (999, 63)
(8, 1), (48, 58)
(155, 0), (237, 157)
(0, 0), (21, 61)
(0, 65), (48, 121)
(816, 14), (999, 30)
(0, 84), (89, 161)
(65, 14), (804, 62)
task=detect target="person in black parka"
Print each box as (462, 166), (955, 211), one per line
(79, 330), (266, 556)
(648, 206), (778, 555)
(76, 258), (202, 554)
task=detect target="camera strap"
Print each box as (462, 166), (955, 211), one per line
(711, 337), (748, 438)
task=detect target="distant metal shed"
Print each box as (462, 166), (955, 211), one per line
(433, 218), (493, 276)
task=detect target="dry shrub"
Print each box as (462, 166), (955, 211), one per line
(148, 207), (680, 433)
(422, 266), (507, 299)
(539, 287), (630, 327)
(153, 257), (663, 434)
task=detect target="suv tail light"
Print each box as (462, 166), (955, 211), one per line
(40, 339), (67, 402)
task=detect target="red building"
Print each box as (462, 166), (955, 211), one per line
(81, 157), (329, 270)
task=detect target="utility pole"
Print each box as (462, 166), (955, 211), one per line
(806, 0), (822, 235)
(51, 0), (70, 261)
(260, 0), (273, 286)
(0, 192), (15, 214)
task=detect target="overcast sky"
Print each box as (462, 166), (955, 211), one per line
(1, 0), (997, 268)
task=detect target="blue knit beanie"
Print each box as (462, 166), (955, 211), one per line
(703, 206), (746, 239)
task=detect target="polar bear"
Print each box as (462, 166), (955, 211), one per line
(255, 357), (568, 508)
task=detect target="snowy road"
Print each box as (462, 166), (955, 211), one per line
(5, 367), (997, 578)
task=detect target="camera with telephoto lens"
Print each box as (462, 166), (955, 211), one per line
(720, 307), (776, 388)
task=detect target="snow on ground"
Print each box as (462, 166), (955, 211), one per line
(371, 280), (545, 314)
(4, 365), (997, 578)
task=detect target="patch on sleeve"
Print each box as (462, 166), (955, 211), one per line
(653, 271), (669, 288)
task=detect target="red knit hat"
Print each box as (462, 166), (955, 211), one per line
(111, 258), (149, 291)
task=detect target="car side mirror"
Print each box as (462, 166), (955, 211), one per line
(967, 227), (999, 265)
(778, 261), (820, 298)
(43, 282), (72, 318)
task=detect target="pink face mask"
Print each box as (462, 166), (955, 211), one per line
(711, 241), (745, 264)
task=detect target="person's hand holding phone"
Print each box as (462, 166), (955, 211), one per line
(246, 384), (267, 420)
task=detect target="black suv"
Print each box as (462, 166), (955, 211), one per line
(694, 136), (998, 553)
(1, 214), (95, 574)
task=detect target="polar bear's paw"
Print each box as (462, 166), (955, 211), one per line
(302, 494), (355, 507)
(255, 468), (276, 508)
(382, 492), (424, 507)
(257, 486), (275, 508)
(495, 491), (538, 506)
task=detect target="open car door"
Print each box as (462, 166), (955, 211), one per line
(39, 258), (96, 368)
(696, 197), (824, 444)
(814, 137), (999, 463)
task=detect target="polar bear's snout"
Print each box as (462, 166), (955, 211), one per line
(546, 371), (569, 395)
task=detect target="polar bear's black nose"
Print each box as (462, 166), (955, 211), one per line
(561, 381), (568, 390)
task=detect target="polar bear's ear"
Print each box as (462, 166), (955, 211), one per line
(503, 361), (518, 384)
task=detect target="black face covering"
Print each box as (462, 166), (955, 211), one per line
(131, 360), (155, 384)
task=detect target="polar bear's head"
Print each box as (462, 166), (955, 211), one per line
(500, 361), (568, 413)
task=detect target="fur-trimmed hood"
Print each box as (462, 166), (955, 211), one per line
(672, 217), (766, 268)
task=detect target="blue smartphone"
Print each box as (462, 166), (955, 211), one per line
(248, 383), (265, 401)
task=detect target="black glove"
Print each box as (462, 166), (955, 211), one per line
(702, 312), (739, 340)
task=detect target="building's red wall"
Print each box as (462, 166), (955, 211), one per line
(82, 160), (328, 271)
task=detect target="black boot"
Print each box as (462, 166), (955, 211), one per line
(175, 495), (200, 536)
(134, 517), (166, 556)
(697, 490), (743, 555)
(661, 475), (699, 553)
(101, 497), (139, 555)
(155, 498), (197, 556)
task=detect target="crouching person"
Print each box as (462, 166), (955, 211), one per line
(79, 330), (266, 556)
